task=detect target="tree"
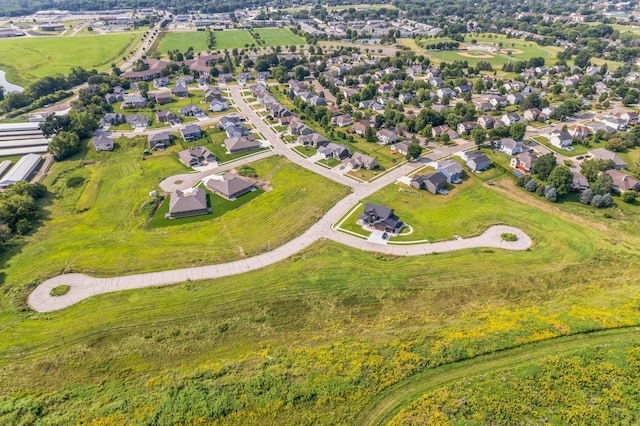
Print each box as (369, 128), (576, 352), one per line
(471, 126), (486, 146)
(581, 159), (615, 182)
(48, 131), (81, 161)
(509, 122), (526, 141)
(601, 193), (613, 207)
(574, 50), (592, 69)
(591, 194), (603, 207)
(364, 125), (376, 142)
(536, 183), (546, 197)
(579, 188), (593, 204)
(591, 172), (613, 195)
(525, 179), (537, 192)
(531, 153), (556, 180)
(406, 142), (423, 161)
(622, 190), (637, 203)
(545, 187), (558, 202)
(546, 165), (573, 195)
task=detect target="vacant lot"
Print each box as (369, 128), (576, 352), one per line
(211, 29), (255, 50)
(155, 31), (209, 55)
(0, 33), (139, 86)
(253, 28), (306, 46)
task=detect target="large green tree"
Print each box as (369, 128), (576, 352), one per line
(531, 153), (557, 180)
(48, 131), (81, 161)
(546, 165), (573, 195)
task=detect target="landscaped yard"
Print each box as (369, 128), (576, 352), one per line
(531, 135), (590, 156)
(211, 29), (255, 50)
(0, 32), (140, 85)
(155, 31), (209, 55)
(253, 28), (306, 46)
(293, 145), (317, 157)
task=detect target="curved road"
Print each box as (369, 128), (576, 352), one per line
(27, 87), (532, 312)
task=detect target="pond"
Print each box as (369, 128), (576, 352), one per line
(0, 70), (24, 93)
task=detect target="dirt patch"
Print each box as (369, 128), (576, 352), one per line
(458, 51), (494, 59)
(501, 48), (524, 55)
(486, 179), (608, 232)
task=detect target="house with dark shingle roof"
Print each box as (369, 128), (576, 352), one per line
(205, 172), (256, 200)
(149, 132), (172, 150)
(180, 124), (202, 142)
(358, 203), (402, 232)
(225, 136), (261, 154)
(166, 188), (210, 219)
(92, 135), (114, 152)
(177, 146), (216, 167)
(411, 172), (448, 194)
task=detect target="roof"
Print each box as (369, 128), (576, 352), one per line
(589, 148), (627, 168)
(424, 171), (448, 186)
(0, 122), (41, 132)
(92, 135), (114, 150)
(205, 173), (255, 198)
(225, 136), (260, 152)
(363, 203), (394, 219)
(606, 169), (640, 191)
(181, 124), (202, 135)
(169, 188), (208, 215)
(438, 159), (463, 174)
(149, 132), (172, 142)
(0, 154), (42, 186)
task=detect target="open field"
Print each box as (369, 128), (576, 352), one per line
(0, 33), (140, 86)
(253, 28), (306, 46)
(211, 29), (255, 50)
(155, 31), (209, 55)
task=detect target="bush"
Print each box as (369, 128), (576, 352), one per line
(50, 285), (70, 296)
(525, 179), (537, 192)
(601, 193), (613, 207)
(66, 176), (86, 188)
(536, 184), (546, 197)
(545, 187), (558, 202)
(501, 233), (517, 242)
(237, 166), (257, 178)
(591, 194), (603, 207)
(138, 197), (160, 218)
(622, 190), (637, 203)
(579, 188), (593, 204)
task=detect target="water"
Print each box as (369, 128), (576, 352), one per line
(0, 70), (24, 93)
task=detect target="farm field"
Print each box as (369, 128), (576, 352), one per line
(253, 27), (306, 46)
(211, 29), (255, 50)
(155, 31), (209, 55)
(0, 33), (140, 86)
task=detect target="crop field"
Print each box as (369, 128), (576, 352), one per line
(211, 29), (255, 50)
(0, 33), (140, 86)
(155, 31), (209, 55)
(253, 28), (306, 46)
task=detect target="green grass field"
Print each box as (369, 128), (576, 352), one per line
(253, 28), (306, 46)
(155, 31), (209, 55)
(212, 29), (255, 50)
(0, 33), (140, 86)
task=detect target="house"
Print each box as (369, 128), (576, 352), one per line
(571, 173), (589, 191)
(589, 148), (627, 169)
(205, 172), (256, 200)
(437, 159), (463, 183)
(156, 110), (180, 125)
(376, 129), (398, 145)
(436, 88), (456, 99)
(122, 59), (168, 81)
(616, 111), (639, 126)
(125, 114), (150, 128)
(602, 116), (627, 131)
(478, 115), (495, 129)
(568, 125), (590, 140)
(256, 71), (271, 83)
(359, 100), (376, 110)
(429, 77), (443, 87)
(180, 124), (202, 142)
(122, 94), (147, 109)
(149, 132), (172, 150)
(176, 75), (194, 87)
(218, 73), (234, 84)
(104, 93), (123, 104)
(332, 114), (352, 127)
(378, 83), (392, 95)
(299, 133), (329, 148)
(203, 87), (222, 102)
(352, 120), (372, 137)
(523, 108), (541, 121)
(218, 116), (243, 130)
(225, 136), (261, 154)
(91, 135), (114, 152)
(308, 95), (327, 107)
(399, 93), (414, 104)
(506, 93), (524, 105)
(496, 138), (527, 155)
(488, 95), (507, 108)
(501, 113), (521, 126)
(237, 72), (253, 83)
(179, 105), (205, 118)
(432, 124), (451, 138)
(457, 121), (477, 135)
(411, 172), (448, 195)
(349, 152), (378, 170)
(153, 77), (169, 88)
(101, 113), (125, 127)
(464, 151), (491, 172)
(225, 125), (249, 138)
(150, 92), (173, 105)
(549, 130), (573, 149)
(358, 203), (402, 232)
(391, 142), (409, 156)
(177, 146), (216, 167)
(606, 169), (640, 192)
(198, 75), (211, 87)
(289, 119), (313, 136)
(166, 188), (210, 219)
(171, 86), (189, 98)
(510, 152), (538, 173)
(209, 98), (228, 112)
(318, 143), (350, 160)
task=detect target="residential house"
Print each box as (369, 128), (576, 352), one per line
(376, 129), (398, 145)
(571, 173), (589, 191)
(606, 169), (640, 192)
(436, 88), (456, 99)
(256, 71), (271, 83)
(457, 121), (477, 135)
(478, 115), (495, 129)
(156, 110), (180, 125)
(501, 113), (521, 126)
(179, 105), (205, 118)
(289, 119), (313, 136)
(171, 86), (189, 98)
(488, 95), (507, 108)
(429, 77), (443, 87)
(153, 77), (169, 88)
(411, 172), (448, 195)
(218, 73), (234, 84)
(225, 136), (261, 154)
(349, 152), (378, 170)
(549, 130), (573, 149)
(358, 203), (402, 232)
(616, 111), (639, 126)
(91, 135), (114, 152)
(399, 93), (414, 104)
(180, 124), (202, 142)
(568, 125), (591, 140)
(523, 108), (541, 121)
(589, 148), (627, 169)
(209, 98), (228, 112)
(602, 116), (627, 131)
(122, 94), (147, 109)
(318, 143), (350, 160)
(125, 114), (150, 128)
(496, 138), (527, 155)
(237, 72), (253, 84)
(149, 92), (172, 105)
(203, 87), (222, 102)
(332, 114), (352, 127)
(176, 75), (194, 87)
(166, 188), (210, 219)
(218, 116), (243, 130)
(391, 142), (409, 156)
(308, 95), (327, 107)
(198, 75), (211, 87)
(104, 92), (123, 104)
(149, 132), (172, 150)
(225, 124), (249, 138)
(205, 172), (256, 200)
(510, 152), (538, 173)
(464, 151), (491, 172)
(437, 159), (463, 183)
(299, 133), (329, 148)
(177, 146), (216, 167)
(101, 113), (125, 127)
(432, 124), (452, 138)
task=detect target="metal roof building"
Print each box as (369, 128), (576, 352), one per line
(0, 154), (42, 187)
(0, 122), (49, 157)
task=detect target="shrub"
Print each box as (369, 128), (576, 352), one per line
(601, 193), (613, 207)
(545, 187), (558, 202)
(622, 190), (637, 203)
(579, 188), (593, 204)
(237, 166), (257, 178)
(591, 194), (603, 207)
(50, 285), (70, 296)
(138, 197), (160, 218)
(536, 184), (546, 197)
(501, 233), (517, 242)
(524, 179), (537, 192)
(66, 176), (86, 188)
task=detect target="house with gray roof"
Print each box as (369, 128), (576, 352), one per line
(91, 135), (114, 152)
(349, 152), (378, 170)
(179, 105), (205, 117)
(464, 151), (491, 172)
(157, 110), (180, 125)
(299, 133), (329, 148)
(125, 114), (150, 128)
(411, 172), (448, 194)
(358, 203), (402, 232)
(606, 170), (640, 193)
(180, 124), (202, 142)
(205, 172), (256, 200)
(437, 159), (463, 183)
(149, 132), (172, 150)
(589, 148), (627, 169)
(171, 85), (189, 98)
(177, 146), (216, 167)
(225, 136), (261, 154)
(122, 94), (147, 109)
(318, 143), (350, 160)
(166, 188), (210, 219)
(391, 142), (409, 156)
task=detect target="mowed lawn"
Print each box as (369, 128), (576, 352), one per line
(212, 29), (255, 50)
(253, 28), (306, 46)
(0, 140), (349, 285)
(0, 33), (139, 86)
(155, 31), (209, 55)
